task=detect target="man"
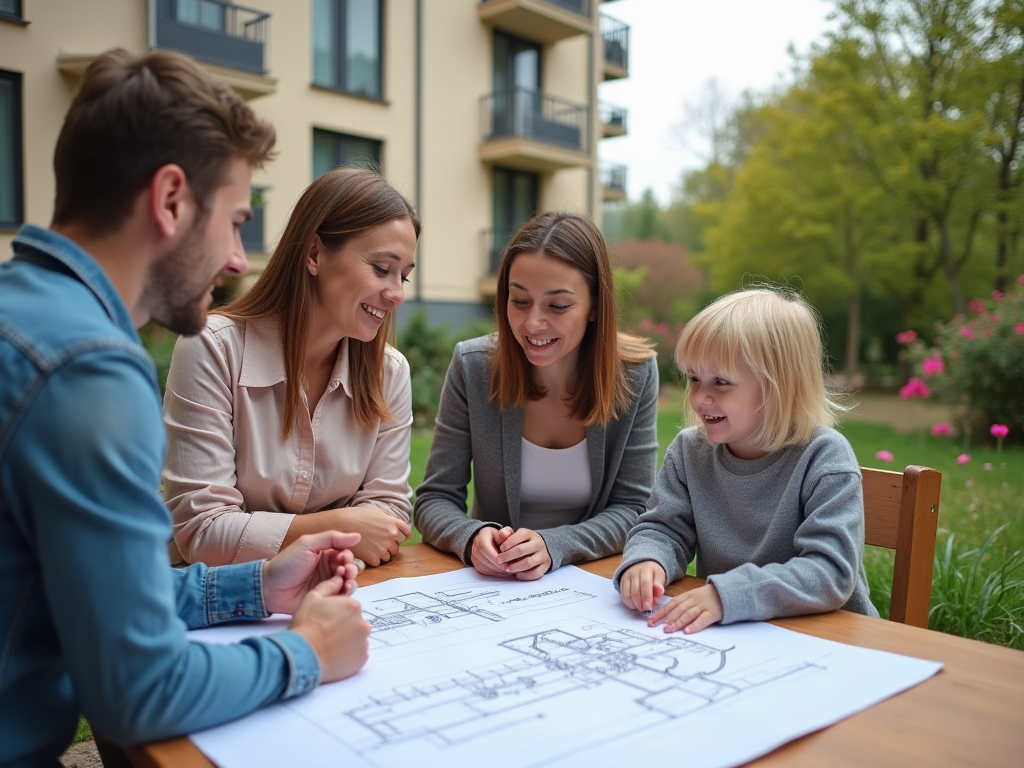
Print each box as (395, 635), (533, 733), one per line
(0, 49), (371, 767)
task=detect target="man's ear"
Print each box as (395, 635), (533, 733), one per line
(149, 164), (191, 239)
(305, 235), (322, 276)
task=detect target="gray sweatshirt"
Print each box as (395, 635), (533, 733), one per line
(614, 426), (878, 622)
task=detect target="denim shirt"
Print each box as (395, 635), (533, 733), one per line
(0, 225), (320, 768)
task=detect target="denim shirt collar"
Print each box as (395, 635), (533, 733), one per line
(12, 223), (140, 343)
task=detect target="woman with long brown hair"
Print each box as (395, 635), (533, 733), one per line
(415, 211), (659, 580)
(163, 167), (419, 568)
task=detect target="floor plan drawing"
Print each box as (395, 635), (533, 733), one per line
(362, 582), (598, 649)
(318, 618), (825, 768)
(188, 568), (943, 768)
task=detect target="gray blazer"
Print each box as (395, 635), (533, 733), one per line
(414, 335), (659, 570)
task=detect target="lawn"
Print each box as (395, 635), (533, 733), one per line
(406, 404), (1024, 649)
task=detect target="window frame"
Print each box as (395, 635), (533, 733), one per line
(0, 0), (24, 23)
(0, 69), (24, 231)
(312, 127), (383, 179)
(311, 0), (385, 101)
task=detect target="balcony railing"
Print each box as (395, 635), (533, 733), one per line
(154, 0), (269, 74)
(481, 88), (590, 154)
(600, 162), (627, 195)
(601, 13), (629, 73)
(545, 0), (591, 16)
(599, 101), (628, 133)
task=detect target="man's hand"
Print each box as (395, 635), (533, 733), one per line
(618, 560), (666, 615)
(647, 583), (723, 634)
(496, 527), (551, 581)
(288, 578), (371, 683)
(263, 531), (361, 615)
(469, 526), (514, 577)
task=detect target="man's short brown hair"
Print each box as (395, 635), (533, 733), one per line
(52, 48), (275, 235)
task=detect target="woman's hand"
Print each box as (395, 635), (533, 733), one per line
(618, 560), (666, 614)
(284, 506), (410, 567)
(647, 584), (723, 634)
(496, 527), (552, 581)
(469, 526), (514, 577)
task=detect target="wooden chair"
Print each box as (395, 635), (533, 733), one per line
(861, 465), (942, 628)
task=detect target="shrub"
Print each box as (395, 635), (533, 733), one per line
(396, 310), (456, 427)
(902, 276), (1024, 444)
(139, 323), (178, 394)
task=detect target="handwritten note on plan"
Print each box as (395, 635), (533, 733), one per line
(187, 566), (942, 768)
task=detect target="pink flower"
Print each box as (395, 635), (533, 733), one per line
(990, 424), (1009, 439)
(983, 463), (992, 471)
(1018, 274), (1024, 286)
(956, 454), (971, 465)
(655, 322), (669, 335)
(967, 298), (987, 314)
(921, 355), (944, 376)
(639, 318), (653, 331)
(875, 450), (894, 462)
(966, 479), (975, 488)
(1015, 323), (1024, 335)
(899, 377), (930, 399)
(960, 326), (976, 339)
(895, 330), (918, 344)
(992, 290), (1004, 301)
(931, 422), (952, 436)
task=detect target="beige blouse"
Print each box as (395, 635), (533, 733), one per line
(163, 315), (413, 565)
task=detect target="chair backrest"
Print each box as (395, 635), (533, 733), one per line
(860, 465), (942, 628)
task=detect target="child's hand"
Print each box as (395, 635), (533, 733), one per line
(619, 561), (667, 614)
(648, 584), (723, 634)
(496, 527), (551, 580)
(469, 526), (514, 577)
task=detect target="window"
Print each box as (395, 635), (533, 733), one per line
(0, 70), (23, 230)
(174, 0), (225, 31)
(491, 167), (538, 272)
(312, 128), (382, 178)
(240, 187), (266, 252)
(312, 0), (383, 99)
(0, 0), (22, 21)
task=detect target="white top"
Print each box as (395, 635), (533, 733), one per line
(519, 437), (592, 530)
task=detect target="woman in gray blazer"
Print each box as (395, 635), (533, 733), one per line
(414, 212), (659, 580)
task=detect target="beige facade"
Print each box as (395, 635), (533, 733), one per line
(0, 0), (630, 326)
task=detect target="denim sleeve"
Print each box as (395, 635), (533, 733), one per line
(6, 350), (319, 744)
(172, 563), (321, 697)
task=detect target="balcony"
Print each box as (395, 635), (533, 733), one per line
(601, 13), (629, 80)
(600, 101), (627, 138)
(478, 0), (593, 45)
(154, 0), (269, 71)
(480, 88), (591, 173)
(600, 162), (627, 201)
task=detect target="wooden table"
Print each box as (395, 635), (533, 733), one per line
(128, 544), (1024, 768)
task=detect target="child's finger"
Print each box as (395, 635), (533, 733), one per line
(640, 569), (659, 614)
(682, 611), (716, 634)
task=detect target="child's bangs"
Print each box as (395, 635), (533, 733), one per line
(675, 317), (745, 382)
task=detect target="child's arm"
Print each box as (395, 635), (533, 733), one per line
(613, 434), (699, 590)
(618, 560), (666, 613)
(709, 437), (866, 622)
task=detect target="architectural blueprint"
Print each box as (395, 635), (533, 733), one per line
(188, 567), (943, 768)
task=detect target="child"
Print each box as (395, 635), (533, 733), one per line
(615, 287), (878, 633)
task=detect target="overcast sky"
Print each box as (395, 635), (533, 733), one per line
(599, 0), (833, 204)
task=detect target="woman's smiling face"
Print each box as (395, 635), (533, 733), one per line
(307, 216), (417, 342)
(506, 250), (594, 376)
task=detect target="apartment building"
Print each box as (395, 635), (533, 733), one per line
(0, 0), (630, 326)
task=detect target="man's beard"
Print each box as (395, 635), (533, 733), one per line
(143, 217), (218, 336)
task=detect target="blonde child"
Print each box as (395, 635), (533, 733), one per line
(615, 287), (878, 633)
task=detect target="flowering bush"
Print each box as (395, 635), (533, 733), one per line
(902, 276), (1024, 444)
(626, 317), (685, 385)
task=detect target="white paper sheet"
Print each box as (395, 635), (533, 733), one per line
(187, 566), (942, 768)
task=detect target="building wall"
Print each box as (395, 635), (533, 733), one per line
(1, 0), (626, 330)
